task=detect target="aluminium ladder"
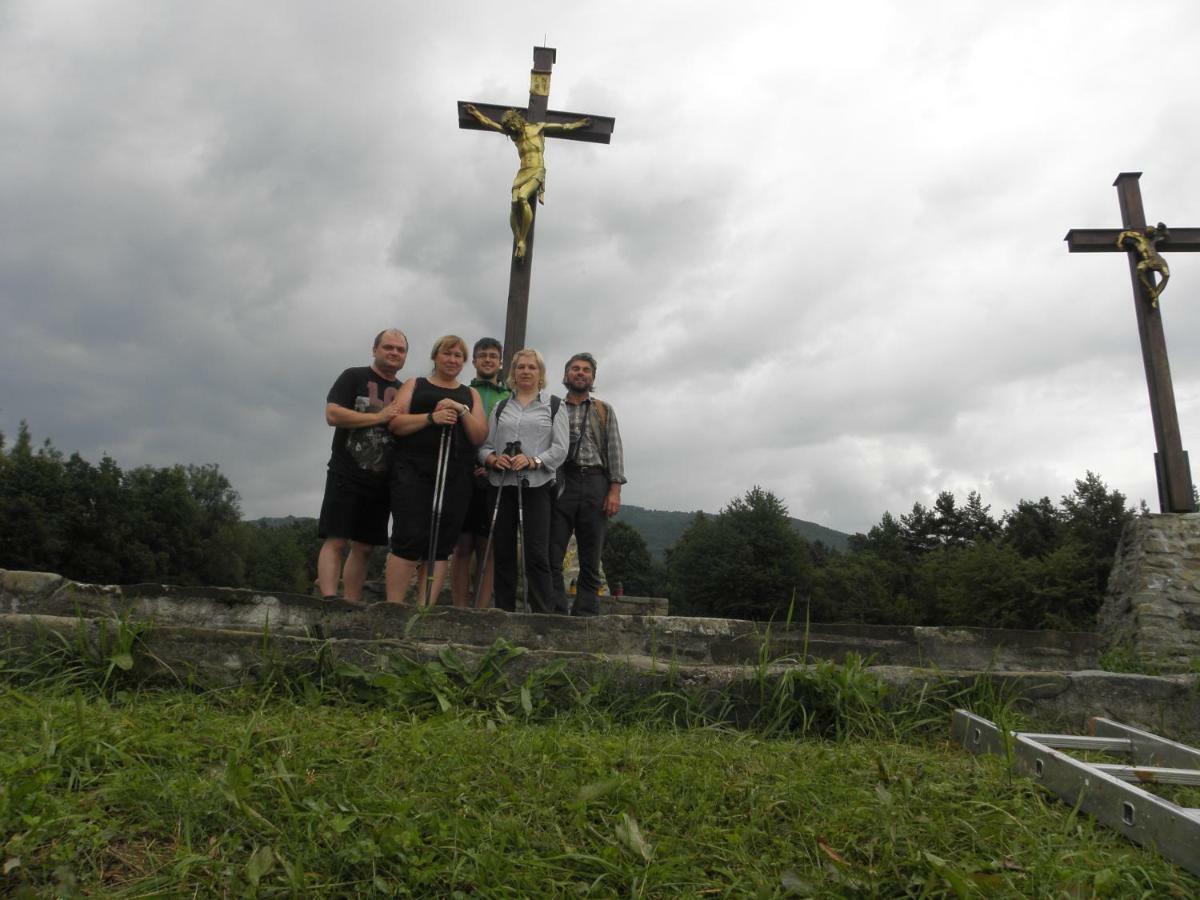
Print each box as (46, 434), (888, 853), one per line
(952, 709), (1200, 876)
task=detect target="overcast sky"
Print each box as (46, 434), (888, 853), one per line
(3, 1), (1199, 535)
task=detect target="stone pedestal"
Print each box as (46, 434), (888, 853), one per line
(1099, 513), (1200, 669)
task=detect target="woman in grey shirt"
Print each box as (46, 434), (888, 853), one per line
(478, 348), (569, 613)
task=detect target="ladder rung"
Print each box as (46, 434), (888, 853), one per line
(1093, 764), (1200, 786)
(1021, 733), (1131, 752)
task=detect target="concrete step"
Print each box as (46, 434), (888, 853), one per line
(4, 569), (1198, 740)
(2, 569), (1101, 672)
(3, 609), (1196, 741)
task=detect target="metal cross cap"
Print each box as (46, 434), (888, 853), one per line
(1064, 173), (1198, 513)
(457, 47), (615, 376)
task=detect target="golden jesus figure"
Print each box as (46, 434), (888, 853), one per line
(1116, 221), (1172, 307)
(464, 104), (591, 259)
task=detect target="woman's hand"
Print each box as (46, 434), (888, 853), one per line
(430, 398), (470, 427)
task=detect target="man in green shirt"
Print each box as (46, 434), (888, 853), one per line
(451, 337), (511, 606)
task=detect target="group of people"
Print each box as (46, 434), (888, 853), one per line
(315, 330), (626, 616)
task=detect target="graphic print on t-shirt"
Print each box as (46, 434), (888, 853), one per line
(346, 381), (398, 473)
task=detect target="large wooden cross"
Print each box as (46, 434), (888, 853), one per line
(457, 46), (614, 375)
(1065, 172), (1200, 512)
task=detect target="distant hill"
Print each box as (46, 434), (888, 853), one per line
(614, 504), (850, 560)
(250, 509), (851, 561)
(253, 516), (317, 529)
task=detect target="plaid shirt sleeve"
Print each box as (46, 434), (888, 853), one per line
(602, 403), (627, 485)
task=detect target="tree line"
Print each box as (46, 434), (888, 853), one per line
(604, 476), (1140, 632)
(0, 423), (319, 594)
(0, 423), (1143, 630)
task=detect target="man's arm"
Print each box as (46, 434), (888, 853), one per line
(601, 403), (626, 518)
(542, 116), (591, 134)
(324, 369), (401, 428)
(325, 402), (400, 429)
(540, 397), (571, 473)
(1116, 230), (1149, 254)
(459, 387), (489, 445)
(464, 103), (504, 132)
(388, 380), (446, 437)
(604, 482), (622, 518)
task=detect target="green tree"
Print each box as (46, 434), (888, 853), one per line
(58, 452), (131, 583)
(841, 511), (920, 621)
(813, 550), (917, 624)
(0, 423), (67, 573)
(602, 520), (658, 596)
(0, 423), (324, 592)
(955, 491), (1001, 546)
(1002, 497), (1063, 559)
(1060, 471), (1133, 600)
(241, 521), (313, 594)
(899, 501), (939, 556)
(667, 487), (813, 620)
(825, 475), (1129, 630)
(914, 542), (1034, 628)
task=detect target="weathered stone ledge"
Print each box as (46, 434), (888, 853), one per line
(12, 569), (1192, 736)
(1, 570), (1101, 672)
(3, 612), (1196, 739)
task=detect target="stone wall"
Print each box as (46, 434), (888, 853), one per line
(14, 568), (1200, 736)
(1099, 513), (1200, 669)
(0, 569), (1097, 671)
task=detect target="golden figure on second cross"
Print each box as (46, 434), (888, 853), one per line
(1116, 221), (1172, 307)
(463, 104), (591, 260)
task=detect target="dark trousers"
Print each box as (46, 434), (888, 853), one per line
(549, 469), (609, 616)
(489, 480), (555, 614)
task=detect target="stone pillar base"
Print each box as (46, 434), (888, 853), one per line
(1099, 513), (1200, 670)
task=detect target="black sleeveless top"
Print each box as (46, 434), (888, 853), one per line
(396, 378), (476, 468)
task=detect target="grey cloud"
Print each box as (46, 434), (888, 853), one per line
(3, 0), (1200, 540)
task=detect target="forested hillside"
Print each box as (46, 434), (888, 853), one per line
(615, 504), (849, 559)
(0, 423), (321, 593)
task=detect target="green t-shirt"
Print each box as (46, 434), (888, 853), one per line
(471, 377), (510, 419)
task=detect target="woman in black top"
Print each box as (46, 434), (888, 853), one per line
(386, 335), (487, 605)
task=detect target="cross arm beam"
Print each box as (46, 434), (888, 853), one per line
(456, 101), (614, 144)
(1064, 227), (1200, 253)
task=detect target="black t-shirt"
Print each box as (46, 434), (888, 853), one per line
(326, 366), (402, 485)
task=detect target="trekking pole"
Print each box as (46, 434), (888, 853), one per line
(425, 425), (453, 606)
(474, 441), (514, 608)
(512, 440), (529, 613)
(518, 475), (531, 613)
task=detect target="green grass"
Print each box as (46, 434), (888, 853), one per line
(2, 683), (1197, 897)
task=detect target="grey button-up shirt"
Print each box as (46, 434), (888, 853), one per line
(479, 391), (569, 488)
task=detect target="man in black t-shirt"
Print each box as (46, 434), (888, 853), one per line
(316, 328), (408, 603)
